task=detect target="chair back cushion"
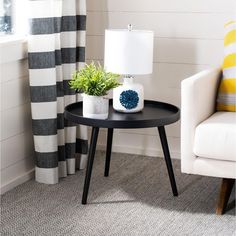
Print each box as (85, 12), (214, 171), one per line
(216, 21), (236, 112)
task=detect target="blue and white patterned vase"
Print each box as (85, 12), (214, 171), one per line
(113, 77), (144, 113)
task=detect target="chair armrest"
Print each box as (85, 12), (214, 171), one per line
(181, 68), (222, 173)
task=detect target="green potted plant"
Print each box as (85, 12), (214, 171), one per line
(69, 62), (120, 119)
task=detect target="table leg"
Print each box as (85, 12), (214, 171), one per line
(157, 126), (178, 196)
(82, 127), (99, 204)
(104, 128), (114, 177)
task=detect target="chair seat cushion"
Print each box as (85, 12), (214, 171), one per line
(193, 112), (236, 162)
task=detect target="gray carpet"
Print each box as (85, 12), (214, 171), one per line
(1, 151), (235, 236)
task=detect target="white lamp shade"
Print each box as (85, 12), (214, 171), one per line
(104, 29), (154, 75)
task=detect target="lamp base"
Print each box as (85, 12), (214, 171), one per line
(113, 77), (144, 113)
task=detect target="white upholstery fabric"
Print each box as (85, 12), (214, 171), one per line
(194, 112), (236, 162)
(181, 68), (236, 179)
(193, 157), (236, 179)
(181, 68), (221, 173)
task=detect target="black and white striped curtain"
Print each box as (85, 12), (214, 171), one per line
(28, 0), (88, 184)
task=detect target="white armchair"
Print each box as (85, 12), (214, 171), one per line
(181, 68), (236, 214)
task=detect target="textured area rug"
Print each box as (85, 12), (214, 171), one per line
(1, 151), (235, 235)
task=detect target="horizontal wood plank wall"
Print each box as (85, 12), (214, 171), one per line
(86, 0), (236, 158)
(0, 41), (34, 194)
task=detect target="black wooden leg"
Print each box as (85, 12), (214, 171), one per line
(104, 128), (113, 177)
(82, 127), (99, 204)
(158, 126), (178, 196)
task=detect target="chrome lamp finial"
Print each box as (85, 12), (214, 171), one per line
(128, 24), (133, 31)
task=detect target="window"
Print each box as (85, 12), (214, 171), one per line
(0, 0), (12, 34)
(0, 0), (28, 36)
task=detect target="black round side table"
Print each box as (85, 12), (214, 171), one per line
(65, 100), (180, 204)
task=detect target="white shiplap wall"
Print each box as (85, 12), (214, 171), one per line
(86, 0), (236, 158)
(0, 40), (34, 194)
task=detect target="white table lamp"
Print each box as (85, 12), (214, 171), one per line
(104, 25), (154, 112)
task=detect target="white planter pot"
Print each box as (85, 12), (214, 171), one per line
(82, 94), (109, 119)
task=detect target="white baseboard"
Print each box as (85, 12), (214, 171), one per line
(0, 168), (35, 195)
(96, 144), (181, 160)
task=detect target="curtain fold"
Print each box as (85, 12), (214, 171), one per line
(28, 0), (88, 184)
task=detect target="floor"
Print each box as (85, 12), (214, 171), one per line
(1, 151), (235, 236)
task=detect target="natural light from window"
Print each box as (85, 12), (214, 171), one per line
(0, 0), (12, 34)
(0, 0), (28, 37)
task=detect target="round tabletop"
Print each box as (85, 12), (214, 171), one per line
(64, 100), (180, 129)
